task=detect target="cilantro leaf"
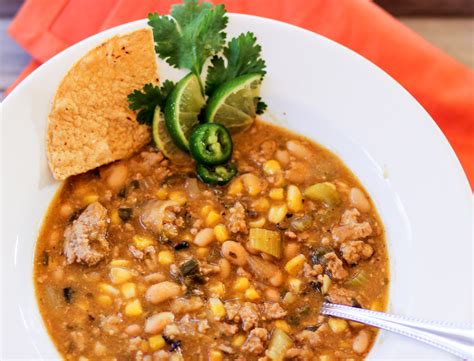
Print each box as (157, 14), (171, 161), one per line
(127, 80), (175, 125)
(256, 99), (267, 115)
(205, 32), (266, 96)
(148, 0), (228, 77)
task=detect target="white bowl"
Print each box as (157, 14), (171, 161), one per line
(1, 14), (471, 360)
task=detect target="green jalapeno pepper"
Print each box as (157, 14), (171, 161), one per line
(189, 123), (233, 165)
(196, 163), (237, 185)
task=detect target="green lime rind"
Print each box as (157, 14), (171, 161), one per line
(152, 105), (192, 165)
(204, 73), (263, 134)
(164, 73), (206, 151)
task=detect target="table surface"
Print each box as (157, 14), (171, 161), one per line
(0, 3), (473, 98)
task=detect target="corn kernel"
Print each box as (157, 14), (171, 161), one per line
(96, 294), (113, 306)
(133, 235), (154, 250)
(156, 188), (168, 200)
(125, 299), (143, 316)
(242, 173), (262, 196)
(288, 278), (304, 294)
(328, 318), (348, 333)
(209, 298), (226, 320)
(274, 320), (291, 333)
(349, 320), (365, 328)
(83, 194), (99, 204)
(248, 217), (266, 228)
(233, 277), (250, 292)
(110, 210), (121, 225)
(319, 356), (334, 361)
(231, 334), (246, 348)
(269, 188), (285, 200)
(213, 224), (229, 242)
(148, 335), (166, 351)
(370, 299), (384, 311)
(181, 233), (193, 242)
(282, 291), (297, 305)
(268, 203), (288, 224)
(121, 282), (137, 299)
(110, 259), (129, 266)
(209, 350), (223, 361)
(287, 185), (304, 213)
(158, 250), (174, 266)
(245, 288), (260, 301)
(227, 177), (244, 196)
(321, 274), (332, 294)
(110, 267), (132, 284)
(196, 247), (210, 258)
(284, 254), (306, 276)
(208, 281), (226, 297)
(252, 197), (270, 212)
(206, 210), (221, 227)
(98, 283), (120, 296)
(201, 205), (213, 217)
(169, 191), (187, 205)
(263, 159), (282, 175)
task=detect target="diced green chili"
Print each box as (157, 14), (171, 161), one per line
(196, 163), (237, 185)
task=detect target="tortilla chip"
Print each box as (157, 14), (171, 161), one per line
(47, 28), (158, 180)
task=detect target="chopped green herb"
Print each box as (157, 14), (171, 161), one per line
(127, 81), (175, 125)
(148, 0), (228, 78)
(205, 32), (266, 96)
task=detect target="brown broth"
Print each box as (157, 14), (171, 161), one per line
(34, 120), (389, 360)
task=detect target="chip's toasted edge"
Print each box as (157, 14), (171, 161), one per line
(47, 28), (158, 180)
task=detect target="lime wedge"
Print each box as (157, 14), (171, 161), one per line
(204, 73), (263, 133)
(153, 106), (191, 165)
(165, 73), (206, 151)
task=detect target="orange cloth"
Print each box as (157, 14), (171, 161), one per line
(7, 0), (473, 186)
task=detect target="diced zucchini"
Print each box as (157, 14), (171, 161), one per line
(267, 328), (293, 361)
(304, 182), (340, 206)
(248, 228), (282, 259)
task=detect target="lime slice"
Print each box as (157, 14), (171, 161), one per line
(164, 73), (205, 151)
(153, 106), (191, 165)
(205, 73), (263, 133)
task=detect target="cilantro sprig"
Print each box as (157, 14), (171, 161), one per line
(127, 80), (175, 125)
(148, 0), (228, 81)
(205, 32), (266, 96)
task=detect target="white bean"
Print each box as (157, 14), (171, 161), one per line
(275, 150), (290, 167)
(145, 281), (183, 304)
(125, 324), (142, 336)
(264, 288), (281, 302)
(221, 241), (249, 266)
(218, 258), (231, 279)
(145, 312), (175, 334)
(283, 243), (300, 260)
(106, 163), (128, 190)
(269, 270), (285, 287)
(353, 330), (370, 354)
(286, 140), (310, 159)
(193, 228), (215, 247)
(349, 188), (371, 212)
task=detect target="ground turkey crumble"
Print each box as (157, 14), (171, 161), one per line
(227, 201), (248, 234)
(324, 252), (348, 280)
(331, 208), (372, 243)
(340, 240), (374, 265)
(242, 327), (268, 354)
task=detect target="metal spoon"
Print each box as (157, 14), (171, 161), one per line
(321, 302), (474, 359)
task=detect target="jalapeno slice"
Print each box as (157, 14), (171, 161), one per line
(196, 163), (237, 185)
(189, 123), (233, 165)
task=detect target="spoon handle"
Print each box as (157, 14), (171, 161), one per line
(321, 302), (474, 359)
